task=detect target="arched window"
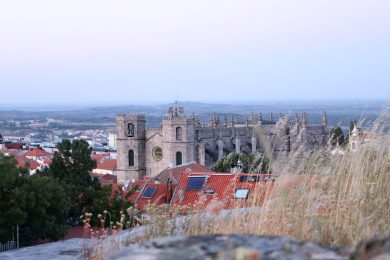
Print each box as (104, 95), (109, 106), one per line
(176, 127), (183, 141)
(128, 150), (134, 166)
(176, 151), (182, 166)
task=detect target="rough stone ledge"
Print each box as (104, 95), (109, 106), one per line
(112, 234), (347, 260)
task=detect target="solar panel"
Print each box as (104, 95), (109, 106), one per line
(239, 175), (260, 182)
(186, 176), (206, 190)
(141, 187), (157, 198)
(234, 189), (249, 199)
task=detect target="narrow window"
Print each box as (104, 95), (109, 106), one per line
(176, 127), (183, 141)
(128, 150), (134, 166)
(176, 151), (182, 166)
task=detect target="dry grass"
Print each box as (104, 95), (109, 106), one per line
(136, 114), (390, 249)
(191, 120), (390, 248)
(80, 211), (126, 259)
(85, 114), (390, 260)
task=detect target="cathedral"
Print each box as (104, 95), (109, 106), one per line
(116, 105), (328, 184)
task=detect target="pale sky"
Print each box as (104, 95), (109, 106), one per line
(0, 0), (389, 104)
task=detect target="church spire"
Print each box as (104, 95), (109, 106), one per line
(258, 113), (263, 125)
(322, 112), (328, 129)
(302, 112), (308, 127)
(229, 114), (234, 127)
(211, 112), (219, 127)
(294, 113), (299, 124)
(234, 115), (239, 124)
(174, 100), (179, 117)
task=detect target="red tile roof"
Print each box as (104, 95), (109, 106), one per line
(127, 179), (148, 205)
(91, 152), (111, 163)
(43, 159), (52, 165)
(100, 174), (117, 185)
(28, 161), (41, 170)
(16, 159), (40, 170)
(155, 162), (213, 184)
(171, 172), (276, 211)
(134, 182), (171, 211)
(17, 160), (27, 168)
(96, 159), (117, 171)
(5, 143), (23, 150)
(25, 148), (51, 157)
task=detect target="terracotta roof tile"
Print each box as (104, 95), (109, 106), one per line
(101, 174), (117, 181)
(134, 183), (170, 211)
(171, 172), (277, 211)
(96, 159), (117, 171)
(91, 152), (111, 163)
(27, 161), (40, 170)
(154, 162), (213, 184)
(5, 143), (23, 150)
(25, 148), (51, 157)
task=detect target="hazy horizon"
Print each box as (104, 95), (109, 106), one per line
(1, 1), (389, 104)
(0, 99), (389, 112)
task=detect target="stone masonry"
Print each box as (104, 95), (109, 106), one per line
(116, 105), (328, 184)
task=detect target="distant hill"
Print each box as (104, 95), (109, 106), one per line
(0, 100), (388, 128)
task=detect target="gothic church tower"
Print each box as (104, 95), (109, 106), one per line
(161, 105), (196, 167)
(116, 115), (146, 184)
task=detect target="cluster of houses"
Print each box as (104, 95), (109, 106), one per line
(1, 124), (372, 215)
(1, 140), (278, 214)
(124, 162), (277, 213)
(0, 143), (118, 178)
(0, 146), (53, 175)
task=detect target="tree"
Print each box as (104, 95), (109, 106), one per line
(16, 175), (70, 244)
(0, 155), (27, 243)
(48, 139), (135, 229)
(211, 152), (270, 173)
(329, 126), (345, 147)
(82, 185), (133, 227)
(51, 139), (98, 188)
(0, 154), (70, 245)
(49, 139), (99, 225)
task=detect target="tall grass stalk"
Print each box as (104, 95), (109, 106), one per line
(139, 114), (390, 248)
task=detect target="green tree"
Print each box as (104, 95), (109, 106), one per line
(329, 126), (345, 147)
(16, 175), (70, 244)
(47, 139), (135, 228)
(211, 152), (270, 173)
(0, 154), (70, 245)
(0, 155), (27, 243)
(82, 185), (133, 227)
(49, 139), (99, 225)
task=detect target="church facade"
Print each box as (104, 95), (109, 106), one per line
(116, 105), (328, 184)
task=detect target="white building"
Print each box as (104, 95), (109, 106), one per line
(108, 133), (117, 149)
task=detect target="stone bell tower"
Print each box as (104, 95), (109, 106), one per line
(161, 105), (196, 167)
(116, 115), (146, 184)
